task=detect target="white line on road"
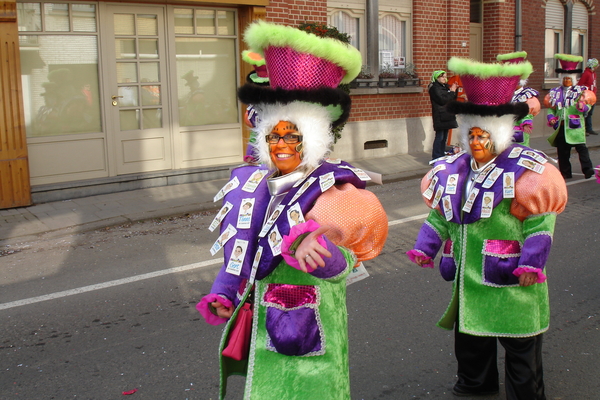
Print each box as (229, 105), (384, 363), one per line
(1, 215), (428, 311)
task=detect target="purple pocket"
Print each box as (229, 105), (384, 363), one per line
(439, 240), (456, 281)
(262, 284), (324, 356)
(482, 239), (521, 286)
(568, 115), (581, 129)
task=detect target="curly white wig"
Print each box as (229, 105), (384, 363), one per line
(251, 101), (334, 171)
(456, 114), (516, 156)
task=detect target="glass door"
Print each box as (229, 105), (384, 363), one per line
(104, 5), (172, 175)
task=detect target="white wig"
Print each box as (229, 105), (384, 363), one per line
(252, 101), (334, 171)
(457, 114), (516, 156)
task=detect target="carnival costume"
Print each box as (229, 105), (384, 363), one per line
(196, 21), (388, 400)
(408, 57), (568, 399)
(498, 52), (540, 147)
(545, 53), (596, 178)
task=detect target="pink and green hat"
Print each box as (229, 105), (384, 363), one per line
(555, 53), (583, 74)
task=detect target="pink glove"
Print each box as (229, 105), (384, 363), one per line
(406, 249), (434, 268)
(512, 267), (547, 283)
(576, 101), (588, 113)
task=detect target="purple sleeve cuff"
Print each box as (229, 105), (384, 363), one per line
(519, 233), (552, 270)
(513, 267), (547, 283)
(413, 222), (444, 260)
(309, 236), (348, 279)
(196, 294), (233, 325)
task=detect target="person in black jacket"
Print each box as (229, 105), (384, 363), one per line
(428, 70), (458, 159)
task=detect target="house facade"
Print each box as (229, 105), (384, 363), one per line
(0, 0), (597, 209)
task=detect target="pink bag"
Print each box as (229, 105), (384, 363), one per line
(222, 302), (252, 361)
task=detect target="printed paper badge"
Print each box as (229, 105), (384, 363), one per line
(517, 157), (545, 174)
(242, 170), (268, 193)
(522, 150), (547, 164)
(319, 171), (335, 192)
(225, 239), (248, 276)
(481, 192), (494, 218)
(445, 174), (459, 194)
(287, 203), (306, 227)
(267, 225), (283, 256)
(462, 188), (479, 213)
(339, 165), (371, 181)
(445, 150), (466, 164)
(214, 176), (240, 202)
(475, 163), (496, 183)
(236, 198), (255, 229)
(503, 172), (515, 198)
(482, 167), (504, 189)
(259, 205), (285, 237)
(427, 164), (447, 180)
(422, 175), (439, 200)
(248, 246), (263, 284)
(209, 201), (233, 232)
(325, 158), (342, 164)
(442, 195), (453, 221)
(210, 224), (237, 256)
(508, 147), (524, 158)
(290, 177), (316, 203)
(432, 185), (444, 209)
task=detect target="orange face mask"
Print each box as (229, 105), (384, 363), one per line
(468, 127), (496, 166)
(267, 121), (303, 175)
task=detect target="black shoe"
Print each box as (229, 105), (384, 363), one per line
(585, 171), (594, 179)
(590, 131), (599, 135)
(586, 132), (591, 136)
(452, 385), (499, 397)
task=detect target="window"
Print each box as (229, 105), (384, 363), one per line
(173, 8), (239, 127)
(544, 0), (564, 81)
(328, 0), (411, 75)
(571, 2), (588, 59)
(18, 2), (101, 137)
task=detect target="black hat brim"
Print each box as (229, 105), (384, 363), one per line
(446, 101), (529, 122)
(555, 68), (583, 74)
(237, 84), (352, 129)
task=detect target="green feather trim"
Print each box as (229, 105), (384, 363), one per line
(496, 51), (527, 61)
(554, 53), (583, 62)
(448, 57), (533, 79)
(244, 21), (362, 84)
(241, 50), (266, 66)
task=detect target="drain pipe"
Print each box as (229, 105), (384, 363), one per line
(515, 0), (522, 51)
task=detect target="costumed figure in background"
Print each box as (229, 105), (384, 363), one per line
(545, 53), (596, 179)
(407, 57), (568, 399)
(497, 51), (541, 147)
(241, 50), (270, 163)
(196, 21), (388, 400)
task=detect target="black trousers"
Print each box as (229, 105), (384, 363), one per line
(555, 123), (594, 178)
(454, 327), (546, 400)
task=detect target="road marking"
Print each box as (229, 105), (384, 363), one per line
(0, 214), (428, 311)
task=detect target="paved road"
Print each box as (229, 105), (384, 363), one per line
(1, 173), (599, 399)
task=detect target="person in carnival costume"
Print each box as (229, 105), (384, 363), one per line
(545, 53), (596, 179)
(241, 50), (269, 163)
(196, 21), (388, 400)
(577, 58), (598, 136)
(497, 51), (541, 147)
(407, 57), (568, 399)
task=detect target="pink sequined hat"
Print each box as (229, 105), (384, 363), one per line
(497, 51), (527, 64)
(555, 53), (583, 74)
(446, 57), (532, 119)
(237, 21), (362, 128)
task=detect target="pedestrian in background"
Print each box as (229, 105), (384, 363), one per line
(577, 58), (598, 136)
(428, 70), (458, 160)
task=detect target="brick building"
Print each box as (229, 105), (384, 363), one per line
(0, 0), (598, 209)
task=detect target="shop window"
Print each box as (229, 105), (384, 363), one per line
(173, 8), (239, 127)
(17, 2), (101, 137)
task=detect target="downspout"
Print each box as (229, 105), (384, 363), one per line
(515, 0), (522, 51)
(564, 2), (573, 54)
(366, 0), (379, 76)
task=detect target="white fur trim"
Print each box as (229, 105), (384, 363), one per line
(251, 102), (334, 170)
(457, 114), (516, 155)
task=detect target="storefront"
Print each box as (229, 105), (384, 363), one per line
(0, 0), (267, 207)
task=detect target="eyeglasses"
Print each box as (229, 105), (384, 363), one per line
(265, 133), (303, 144)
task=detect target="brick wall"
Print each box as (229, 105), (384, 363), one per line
(266, 0), (327, 25)
(482, 0), (515, 62)
(521, 0), (546, 92)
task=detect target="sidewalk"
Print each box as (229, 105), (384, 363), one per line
(2, 134), (600, 244)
